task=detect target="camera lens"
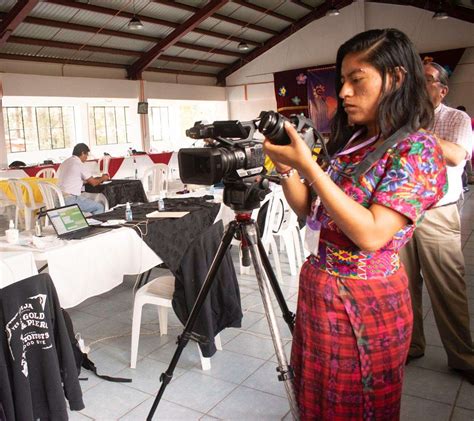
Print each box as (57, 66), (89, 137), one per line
(258, 111), (291, 145)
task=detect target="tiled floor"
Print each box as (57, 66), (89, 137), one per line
(2, 190), (473, 420)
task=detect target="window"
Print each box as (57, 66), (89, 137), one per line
(89, 106), (130, 145)
(150, 106), (170, 142)
(3, 106), (76, 153)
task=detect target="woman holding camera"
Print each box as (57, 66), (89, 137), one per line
(263, 28), (447, 420)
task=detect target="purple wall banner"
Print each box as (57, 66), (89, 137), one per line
(307, 66), (337, 134)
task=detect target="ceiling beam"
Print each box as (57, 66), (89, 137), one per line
(0, 0), (40, 47)
(127, 0), (229, 80)
(368, 0), (474, 23)
(289, 0), (314, 11)
(145, 67), (216, 78)
(8, 36), (228, 68)
(217, 0), (353, 85)
(232, 0), (295, 23)
(0, 53), (217, 78)
(44, 0), (260, 47)
(13, 15), (243, 58)
(151, 0), (279, 35)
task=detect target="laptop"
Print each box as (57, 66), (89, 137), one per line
(46, 204), (111, 240)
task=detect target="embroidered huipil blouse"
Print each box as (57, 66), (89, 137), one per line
(311, 129), (448, 280)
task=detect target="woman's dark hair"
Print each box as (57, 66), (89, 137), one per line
(329, 28), (433, 156)
(72, 143), (90, 157)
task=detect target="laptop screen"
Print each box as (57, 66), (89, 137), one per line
(47, 205), (89, 236)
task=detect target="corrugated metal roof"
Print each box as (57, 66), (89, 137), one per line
(13, 23), (61, 40)
(85, 52), (135, 65)
(101, 37), (155, 52)
(69, 10), (133, 32)
(142, 2), (193, 23)
(0, 0), (17, 13)
(176, 48), (234, 64)
(124, 21), (176, 40)
(0, 43), (43, 56)
(191, 64), (223, 74)
(30, 2), (80, 22)
(2, 0), (469, 84)
(51, 29), (110, 46)
(34, 46), (94, 61)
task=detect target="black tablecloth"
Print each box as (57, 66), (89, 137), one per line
(92, 197), (220, 273)
(91, 197), (242, 357)
(85, 179), (148, 208)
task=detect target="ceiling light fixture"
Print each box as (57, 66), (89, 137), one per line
(432, 0), (448, 19)
(128, 15), (144, 30)
(237, 41), (250, 51)
(432, 8), (448, 19)
(326, 6), (340, 16)
(128, 0), (144, 30)
(326, 0), (340, 16)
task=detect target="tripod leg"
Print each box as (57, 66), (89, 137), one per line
(147, 221), (239, 420)
(257, 238), (296, 332)
(243, 222), (299, 420)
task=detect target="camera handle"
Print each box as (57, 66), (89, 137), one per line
(147, 214), (298, 420)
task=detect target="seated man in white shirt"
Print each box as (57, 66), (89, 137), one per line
(57, 143), (110, 215)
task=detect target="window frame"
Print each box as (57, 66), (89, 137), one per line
(3, 106), (75, 153)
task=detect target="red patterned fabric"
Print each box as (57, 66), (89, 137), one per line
(149, 152), (172, 164)
(104, 157), (124, 178)
(292, 262), (412, 420)
(22, 164), (60, 177)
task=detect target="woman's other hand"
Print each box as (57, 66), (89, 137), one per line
(263, 122), (314, 176)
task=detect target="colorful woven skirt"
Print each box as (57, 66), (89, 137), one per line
(291, 259), (413, 420)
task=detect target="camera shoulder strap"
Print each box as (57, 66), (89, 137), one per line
(352, 125), (412, 180)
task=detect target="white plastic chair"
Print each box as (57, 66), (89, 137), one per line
(98, 155), (111, 175)
(0, 188), (16, 220)
(8, 179), (45, 231)
(130, 275), (222, 371)
(36, 167), (57, 178)
(269, 191), (303, 275)
(37, 181), (65, 209)
(141, 164), (169, 201)
(259, 191), (284, 282)
(37, 181), (66, 226)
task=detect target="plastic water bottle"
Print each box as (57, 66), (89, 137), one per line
(125, 202), (133, 222)
(158, 196), (165, 212)
(34, 220), (42, 237)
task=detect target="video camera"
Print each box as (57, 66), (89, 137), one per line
(178, 111), (322, 186)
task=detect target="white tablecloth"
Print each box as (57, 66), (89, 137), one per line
(0, 228), (161, 308)
(0, 251), (38, 287)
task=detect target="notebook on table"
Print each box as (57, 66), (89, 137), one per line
(46, 204), (111, 240)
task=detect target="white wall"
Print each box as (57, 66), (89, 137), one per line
(0, 59), (217, 87)
(0, 74), (226, 166)
(226, 1), (474, 119)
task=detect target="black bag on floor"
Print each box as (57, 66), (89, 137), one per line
(62, 309), (132, 383)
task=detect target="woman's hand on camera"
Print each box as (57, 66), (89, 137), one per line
(263, 122), (314, 176)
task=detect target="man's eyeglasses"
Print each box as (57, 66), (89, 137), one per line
(425, 75), (441, 84)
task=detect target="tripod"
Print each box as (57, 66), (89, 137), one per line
(147, 208), (299, 420)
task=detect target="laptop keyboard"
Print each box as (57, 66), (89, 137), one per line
(62, 226), (106, 240)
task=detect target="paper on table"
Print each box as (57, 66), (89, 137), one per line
(146, 211), (189, 218)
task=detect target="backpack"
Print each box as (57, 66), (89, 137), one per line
(62, 309), (132, 383)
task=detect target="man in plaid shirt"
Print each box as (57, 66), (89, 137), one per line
(400, 61), (474, 384)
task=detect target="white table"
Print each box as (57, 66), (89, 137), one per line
(0, 227), (161, 308)
(0, 251), (38, 287)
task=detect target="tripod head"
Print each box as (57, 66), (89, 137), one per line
(222, 174), (272, 213)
